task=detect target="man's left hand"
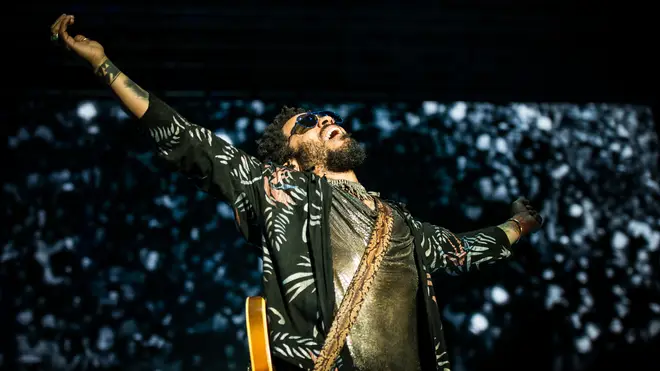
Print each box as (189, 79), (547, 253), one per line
(510, 197), (543, 235)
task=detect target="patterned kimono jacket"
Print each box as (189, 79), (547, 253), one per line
(140, 94), (514, 370)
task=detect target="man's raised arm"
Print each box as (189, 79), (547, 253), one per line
(52, 13), (153, 118)
(51, 14), (265, 239)
(409, 197), (543, 275)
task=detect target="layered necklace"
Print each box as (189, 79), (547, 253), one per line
(326, 178), (380, 202)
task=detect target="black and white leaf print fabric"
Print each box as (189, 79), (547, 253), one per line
(282, 255), (316, 303)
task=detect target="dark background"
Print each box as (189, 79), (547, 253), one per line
(15, 1), (659, 103)
(6, 1), (660, 371)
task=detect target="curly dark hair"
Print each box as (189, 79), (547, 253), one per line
(256, 106), (307, 164)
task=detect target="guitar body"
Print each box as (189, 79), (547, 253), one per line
(246, 296), (274, 371)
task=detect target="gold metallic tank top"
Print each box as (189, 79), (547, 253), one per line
(329, 188), (421, 371)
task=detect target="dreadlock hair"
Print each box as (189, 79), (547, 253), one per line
(256, 106), (307, 164)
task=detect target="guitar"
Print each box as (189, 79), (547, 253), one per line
(246, 296), (274, 371)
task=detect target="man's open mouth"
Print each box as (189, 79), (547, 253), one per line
(323, 126), (344, 141)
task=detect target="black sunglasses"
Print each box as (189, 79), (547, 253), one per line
(290, 111), (344, 137)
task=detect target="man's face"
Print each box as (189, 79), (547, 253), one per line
(281, 112), (366, 172)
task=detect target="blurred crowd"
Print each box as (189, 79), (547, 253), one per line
(4, 95), (659, 371)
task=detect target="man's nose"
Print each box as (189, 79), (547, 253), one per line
(316, 115), (335, 128)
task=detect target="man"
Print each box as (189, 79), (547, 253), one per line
(51, 14), (543, 371)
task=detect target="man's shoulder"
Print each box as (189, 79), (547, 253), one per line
(382, 198), (410, 214)
(261, 164), (325, 207)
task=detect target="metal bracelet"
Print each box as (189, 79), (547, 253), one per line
(507, 218), (523, 244)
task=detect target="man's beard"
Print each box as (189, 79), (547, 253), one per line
(293, 134), (366, 173)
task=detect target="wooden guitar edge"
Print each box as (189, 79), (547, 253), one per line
(246, 296), (274, 371)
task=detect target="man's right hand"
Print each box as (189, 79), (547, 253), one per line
(51, 14), (107, 70)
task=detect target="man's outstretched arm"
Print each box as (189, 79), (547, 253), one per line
(51, 14), (150, 117)
(51, 14), (265, 239)
(411, 197), (543, 275)
(95, 59), (150, 118)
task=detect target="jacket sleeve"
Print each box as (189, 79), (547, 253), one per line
(412, 217), (514, 275)
(139, 93), (264, 239)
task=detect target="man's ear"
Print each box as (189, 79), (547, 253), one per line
(284, 159), (301, 171)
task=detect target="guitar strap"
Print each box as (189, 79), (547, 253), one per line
(313, 198), (395, 371)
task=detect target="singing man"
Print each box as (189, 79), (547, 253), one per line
(51, 14), (543, 371)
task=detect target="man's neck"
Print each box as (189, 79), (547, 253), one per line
(320, 169), (375, 209)
(315, 168), (359, 183)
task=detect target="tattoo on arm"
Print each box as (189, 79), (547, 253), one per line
(124, 78), (149, 100)
(95, 59), (122, 86)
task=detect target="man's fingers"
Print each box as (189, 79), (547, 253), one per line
(58, 16), (77, 48)
(53, 14), (73, 36)
(73, 35), (87, 42)
(57, 15), (74, 37)
(57, 16), (68, 38)
(530, 211), (543, 225)
(50, 20), (62, 37)
(50, 14), (66, 34)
